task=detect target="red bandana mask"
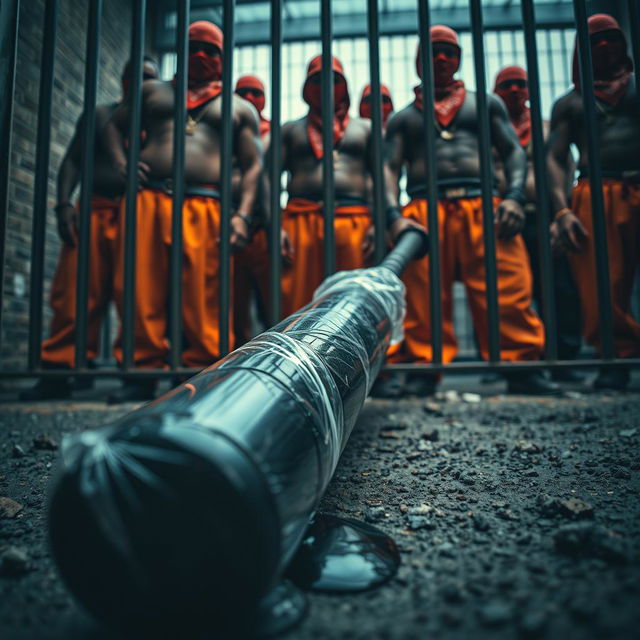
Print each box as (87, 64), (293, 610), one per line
(414, 25), (466, 128)
(235, 75), (270, 137)
(494, 66), (531, 147)
(303, 55), (350, 159)
(359, 84), (394, 127)
(572, 14), (633, 106)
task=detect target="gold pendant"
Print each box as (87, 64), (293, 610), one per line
(185, 116), (197, 135)
(440, 129), (455, 140)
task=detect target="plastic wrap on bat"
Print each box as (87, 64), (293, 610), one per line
(47, 229), (427, 635)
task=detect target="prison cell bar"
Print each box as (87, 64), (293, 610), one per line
(521, 0), (558, 360)
(572, 0), (614, 360)
(74, 0), (103, 369)
(121, 0), (146, 369)
(417, 0), (444, 364)
(628, 0), (640, 100)
(365, 0), (386, 265)
(268, 0), (283, 325)
(27, 0), (59, 370)
(321, 0), (336, 277)
(169, 0), (189, 370)
(0, 0), (21, 352)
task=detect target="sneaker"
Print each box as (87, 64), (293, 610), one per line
(506, 371), (561, 396)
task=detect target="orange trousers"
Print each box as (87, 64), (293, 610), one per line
(389, 197), (545, 363)
(113, 188), (231, 368)
(41, 196), (119, 367)
(570, 178), (640, 358)
(232, 228), (269, 347)
(281, 198), (372, 317)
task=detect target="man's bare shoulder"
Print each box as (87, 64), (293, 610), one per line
(387, 103), (420, 132)
(282, 117), (306, 139)
(349, 116), (371, 134)
(551, 89), (581, 116)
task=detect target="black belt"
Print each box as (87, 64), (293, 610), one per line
(287, 195), (370, 209)
(578, 168), (640, 182)
(409, 184), (497, 200)
(145, 179), (220, 199)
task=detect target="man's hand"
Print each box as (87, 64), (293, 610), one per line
(115, 160), (150, 187)
(280, 228), (293, 265)
(551, 210), (588, 254)
(362, 225), (376, 263)
(494, 198), (525, 239)
(55, 203), (78, 247)
(230, 215), (249, 252)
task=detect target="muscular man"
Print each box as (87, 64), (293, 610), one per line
(494, 65), (583, 382)
(278, 55), (414, 317)
(20, 56), (160, 401)
(359, 83), (394, 132)
(548, 13), (640, 390)
(232, 74), (270, 347)
(383, 25), (554, 397)
(104, 21), (262, 402)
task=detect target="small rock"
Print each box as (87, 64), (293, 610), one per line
(461, 392), (481, 403)
(478, 600), (513, 627)
(409, 504), (433, 516)
(407, 515), (435, 531)
(472, 513), (491, 532)
(379, 430), (401, 439)
(619, 428), (637, 439)
(32, 434), (59, 451)
(12, 444), (27, 458)
(558, 498), (594, 519)
(423, 401), (444, 416)
(0, 497), (24, 519)
(364, 507), (387, 523)
(421, 427), (439, 442)
(514, 440), (541, 454)
(554, 522), (627, 563)
(0, 547), (30, 576)
(437, 542), (456, 557)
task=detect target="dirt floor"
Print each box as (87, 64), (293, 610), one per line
(0, 373), (639, 639)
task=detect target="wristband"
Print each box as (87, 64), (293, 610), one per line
(503, 187), (527, 206)
(233, 212), (253, 227)
(385, 205), (402, 229)
(554, 207), (573, 221)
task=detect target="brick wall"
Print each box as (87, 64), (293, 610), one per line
(1, 0), (156, 372)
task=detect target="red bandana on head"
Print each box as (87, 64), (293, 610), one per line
(572, 13), (633, 106)
(414, 25), (466, 128)
(235, 75), (271, 137)
(175, 21), (224, 110)
(303, 55), (350, 159)
(494, 66), (531, 147)
(359, 83), (394, 127)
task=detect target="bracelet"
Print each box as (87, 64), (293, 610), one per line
(554, 207), (573, 221)
(54, 201), (74, 211)
(233, 212), (253, 227)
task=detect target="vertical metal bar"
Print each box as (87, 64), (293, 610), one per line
(27, 0), (59, 369)
(417, 0), (443, 364)
(521, 0), (558, 360)
(469, 0), (500, 362)
(219, 0), (235, 356)
(366, 0), (386, 265)
(545, 30), (557, 92)
(0, 0), (21, 355)
(268, 0), (283, 325)
(169, 0), (189, 369)
(572, 0), (615, 359)
(74, 0), (102, 369)
(122, 0), (146, 369)
(628, 0), (640, 94)
(321, 0), (335, 277)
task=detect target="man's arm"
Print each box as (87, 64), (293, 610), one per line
(490, 95), (527, 239)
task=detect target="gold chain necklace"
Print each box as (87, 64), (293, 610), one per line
(185, 105), (209, 135)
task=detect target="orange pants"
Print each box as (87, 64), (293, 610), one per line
(570, 179), (640, 357)
(281, 198), (372, 317)
(233, 228), (269, 347)
(389, 197), (544, 363)
(41, 196), (119, 367)
(113, 188), (231, 368)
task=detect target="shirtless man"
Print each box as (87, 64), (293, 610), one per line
(278, 55), (415, 317)
(359, 83), (394, 132)
(104, 21), (262, 402)
(383, 25), (555, 398)
(20, 56), (160, 401)
(548, 13), (640, 390)
(494, 65), (583, 382)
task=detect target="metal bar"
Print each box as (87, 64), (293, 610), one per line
(74, 0), (103, 369)
(366, 0), (386, 264)
(545, 30), (557, 90)
(6, 358), (639, 380)
(122, 0), (147, 368)
(321, 0), (336, 277)
(469, 0), (500, 362)
(572, 0), (615, 359)
(169, 0), (189, 369)
(268, 0), (283, 324)
(417, 0), (443, 364)
(0, 0), (21, 355)
(521, 0), (558, 360)
(27, 0), (59, 369)
(219, 0), (235, 355)
(628, 0), (640, 94)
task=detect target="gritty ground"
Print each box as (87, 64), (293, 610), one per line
(0, 374), (639, 639)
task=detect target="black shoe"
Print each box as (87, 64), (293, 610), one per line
(551, 368), (586, 383)
(404, 373), (438, 397)
(593, 367), (629, 391)
(19, 378), (72, 401)
(107, 380), (157, 404)
(506, 371), (561, 396)
(370, 372), (405, 399)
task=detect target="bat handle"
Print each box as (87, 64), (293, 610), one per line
(381, 228), (429, 276)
